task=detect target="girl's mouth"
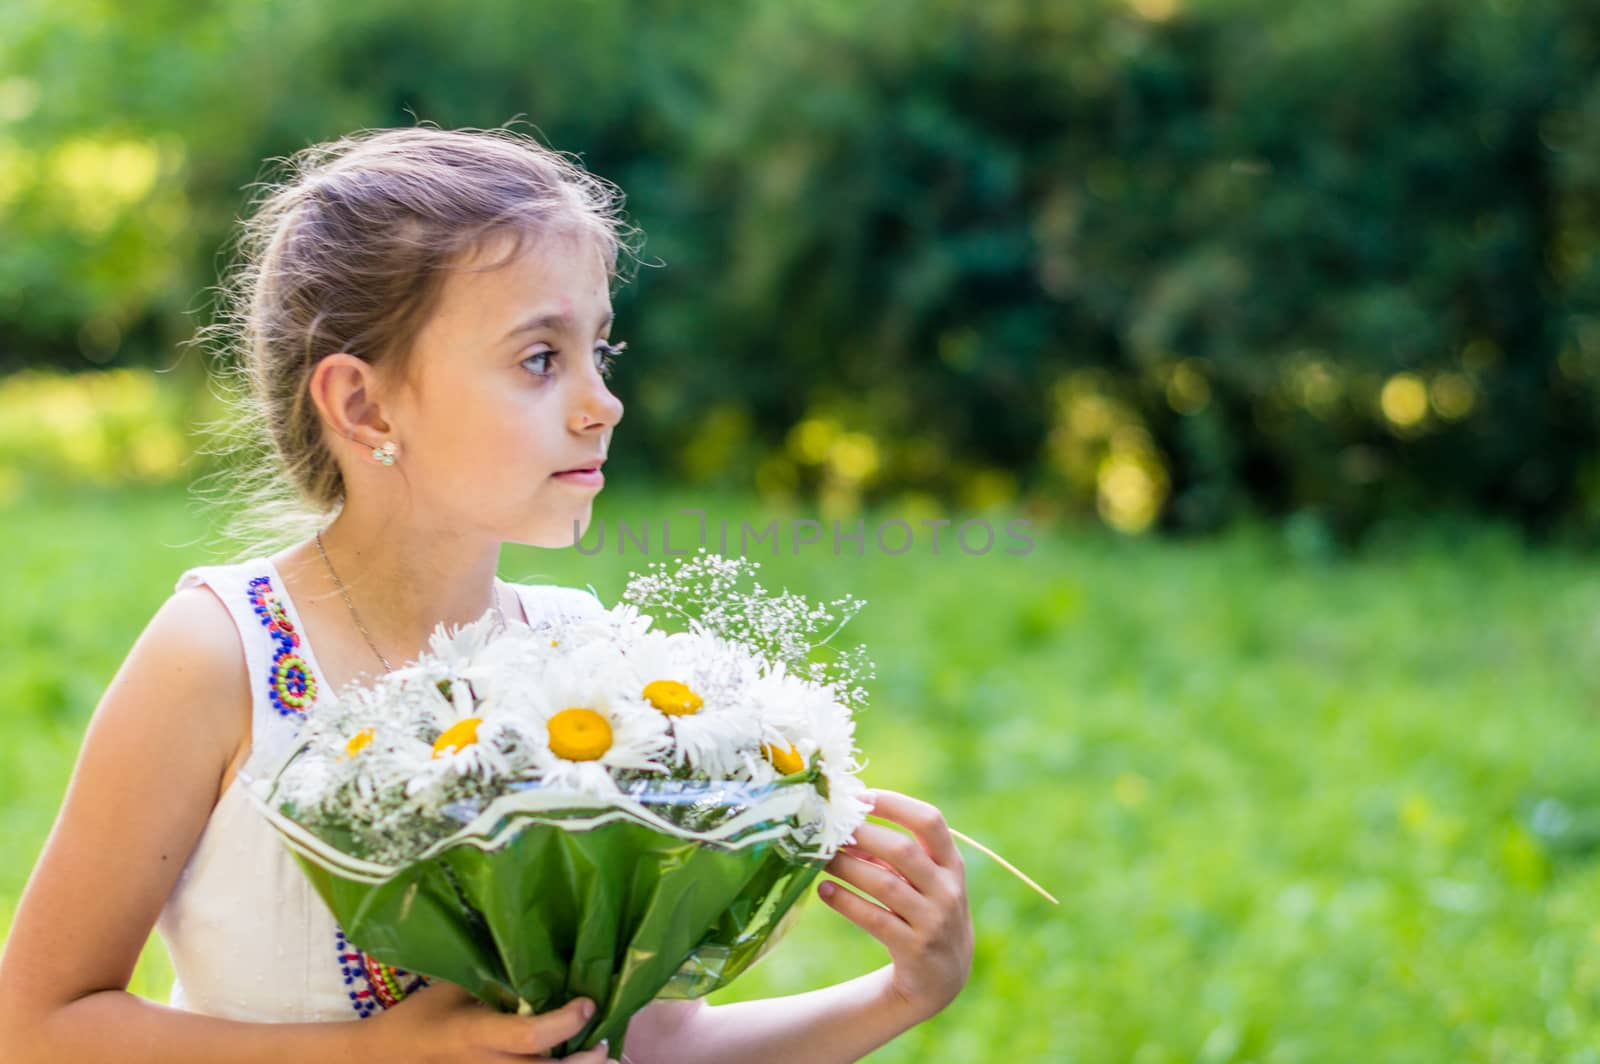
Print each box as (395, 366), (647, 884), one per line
(552, 462), (605, 487)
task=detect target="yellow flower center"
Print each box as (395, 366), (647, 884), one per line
(764, 743), (806, 775)
(642, 679), (704, 717)
(548, 708), (613, 762)
(432, 716), (482, 759)
(342, 727), (375, 760)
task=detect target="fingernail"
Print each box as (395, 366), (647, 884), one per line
(579, 998), (596, 1020)
(819, 881), (836, 899)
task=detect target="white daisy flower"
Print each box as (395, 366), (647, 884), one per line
(622, 629), (766, 778)
(425, 611), (504, 673)
(404, 710), (548, 798)
(757, 670), (870, 852)
(597, 601), (655, 641)
(456, 633), (548, 706)
(518, 643), (672, 797)
(332, 650), (527, 801)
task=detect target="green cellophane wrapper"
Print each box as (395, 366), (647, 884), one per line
(267, 789), (826, 1059)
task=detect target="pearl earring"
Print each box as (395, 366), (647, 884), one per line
(372, 440), (398, 466)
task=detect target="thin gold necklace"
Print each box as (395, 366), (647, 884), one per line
(315, 529), (393, 673)
(314, 529), (512, 675)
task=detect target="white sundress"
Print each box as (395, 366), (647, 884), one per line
(154, 556), (603, 1022)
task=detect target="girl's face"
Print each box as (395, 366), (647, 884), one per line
(383, 230), (624, 548)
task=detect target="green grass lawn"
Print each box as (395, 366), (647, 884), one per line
(4, 485), (1599, 1061)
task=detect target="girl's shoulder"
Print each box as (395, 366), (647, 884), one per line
(160, 561), (268, 693)
(88, 576), (251, 800)
(138, 578), (253, 724)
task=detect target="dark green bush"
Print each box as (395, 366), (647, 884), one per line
(2, 0), (1597, 539)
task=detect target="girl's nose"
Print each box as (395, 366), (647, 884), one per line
(570, 377), (624, 433)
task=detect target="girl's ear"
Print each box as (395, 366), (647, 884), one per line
(308, 353), (394, 454)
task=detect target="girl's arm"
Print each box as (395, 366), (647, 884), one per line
(0, 588), (607, 1064)
(0, 586), (345, 1062)
(626, 791), (974, 1064)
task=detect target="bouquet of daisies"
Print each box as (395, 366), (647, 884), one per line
(245, 552), (874, 1058)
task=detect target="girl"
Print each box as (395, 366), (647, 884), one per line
(0, 126), (973, 1063)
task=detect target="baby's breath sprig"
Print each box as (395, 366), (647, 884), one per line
(621, 549), (876, 711)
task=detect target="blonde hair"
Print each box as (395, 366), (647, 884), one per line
(192, 124), (642, 556)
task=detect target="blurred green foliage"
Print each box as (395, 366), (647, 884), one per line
(2, 0), (1600, 540)
(4, 485), (1600, 1058)
(0, 367), (209, 502)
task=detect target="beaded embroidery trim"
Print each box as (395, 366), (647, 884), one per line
(336, 926), (430, 1017)
(244, 573), (428, 1014)
(246, 575), (317, 719)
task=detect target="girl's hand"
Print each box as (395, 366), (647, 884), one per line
(819, 789), (975, 1023)
(366, 982), (618, 1062)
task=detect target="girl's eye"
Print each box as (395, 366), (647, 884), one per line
(521, 350), (556, 377)
(521, 340), (628, 380)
